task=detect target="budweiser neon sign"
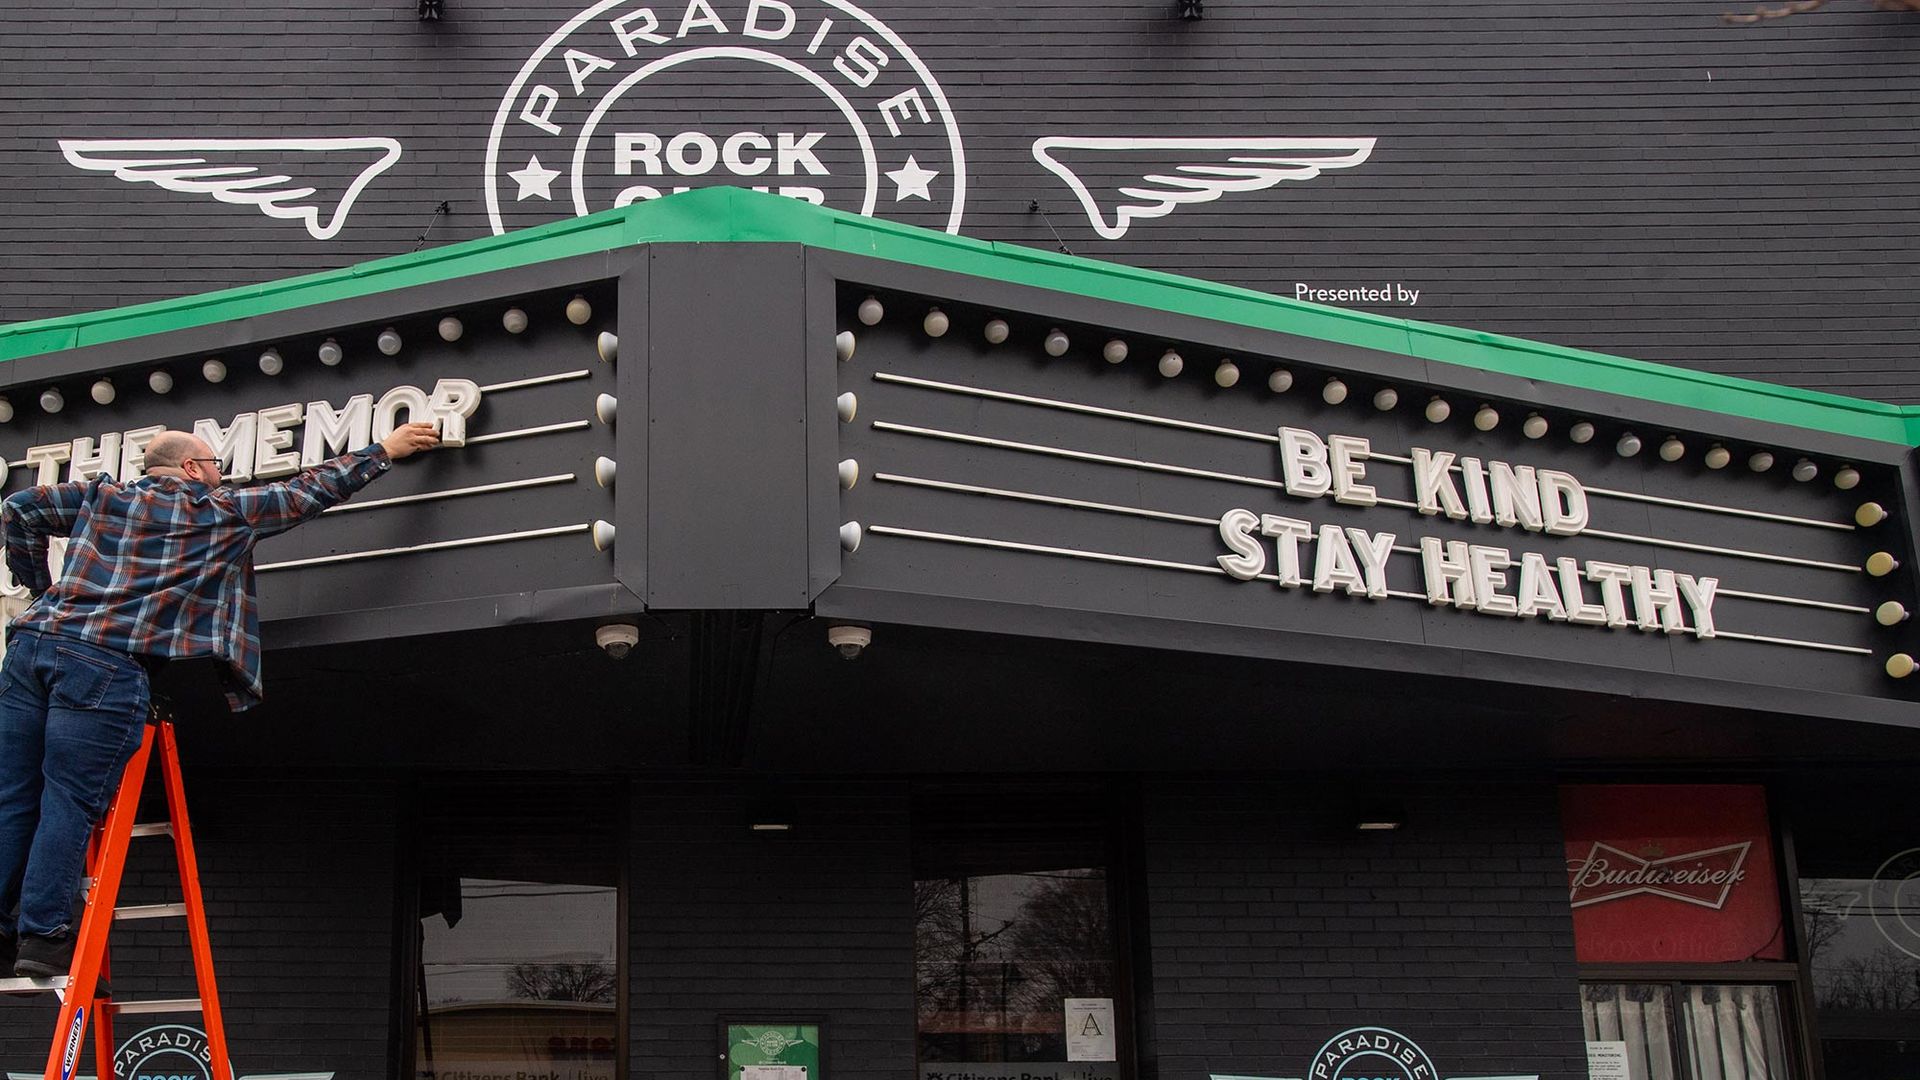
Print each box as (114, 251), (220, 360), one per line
(1566, 842), (1752, 910)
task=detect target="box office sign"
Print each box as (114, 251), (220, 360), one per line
(1559, 784), (1784, 963)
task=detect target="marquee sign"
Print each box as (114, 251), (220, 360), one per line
(826, 276), (1917, 709)
(0, 285), (622, 645)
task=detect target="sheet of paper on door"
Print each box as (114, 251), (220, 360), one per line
(1065, 998), (1117, 1062)
(744, 1066), (808, 1080)
(1585, 1041), (1628, 1080)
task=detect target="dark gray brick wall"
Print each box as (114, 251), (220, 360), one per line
(1, 1), (1916, 400)
(628, 781), (918, 1080)
(1140, 777), (1587, 1080)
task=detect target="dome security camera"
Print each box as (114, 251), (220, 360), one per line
(828, 623), (871, 661)
(595, 623), (641, 660)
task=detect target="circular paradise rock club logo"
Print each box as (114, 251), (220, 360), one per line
(487, 0), (966, 235)
(1308, 1027), (1440, 1080)
(113, 1024), (215, 1080)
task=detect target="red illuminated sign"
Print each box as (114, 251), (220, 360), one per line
(1560, 785), (1784, 963)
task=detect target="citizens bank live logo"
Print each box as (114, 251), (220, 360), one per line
(1566, 841), (1753, 910)
(486, 0), (965, 235)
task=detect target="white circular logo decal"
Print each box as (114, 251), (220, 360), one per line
(486, 0), (966, 235)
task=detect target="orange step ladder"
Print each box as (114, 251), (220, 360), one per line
(0, 703), (233, 1080)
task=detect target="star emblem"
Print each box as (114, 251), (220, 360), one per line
(508, 156), (562, 201)
(886, 156), (937, 202)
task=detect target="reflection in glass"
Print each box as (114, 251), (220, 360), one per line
(1678, 984), (1788, 1080)
(1582, 984), (1678, 1080)
(915, 868), (1116, 1077)
(411, 786), (620, 1080)
(1801, 875), (1920, 1012)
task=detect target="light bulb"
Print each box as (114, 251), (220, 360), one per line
(595, 394), (618, 425)
(502, 308), (529, 334)
(1616, 432), (1642, 457)
(90, 379), (115, 405)
(1267, 368), (1293, 393)
(0, 396), (13, 422)
(1704, 444), (1730, 470)
(202, 359), (227, 383)
(1474, 405), (1499, 431)
(836, 331), (855, 362)
(1858, 502), (1888, 527)
(1877, 601), (1909, 626)
(437, 316), (464, 342)
(1568, 420), (1595, 444)
(1889, 653), (1916, 679)
(837, 392), (858, 423)
(596, 332), (619, 364)
(1659, 437), (1685, 462)
(1373, 388), (1398, 411)
(1044, 328), (1070, 357)
(146, 370), (173, 395)
(839, 521), (863, 553)
(1792, 458), (1818, 483)
(1835, 466), (1861, 491)
(258, 348), (283, 376)
(1103, 339), (1129, 364)
(1522, 413), (1548, 439)
(1867, 552), (1899, 577)
(1214, 360), (1240, 388)
(39, 387), (63, 413)
(1424, 397), (1450, 423)
(838, 459), (859, 490)
(317, 338), (343, 366)
(923, 307), (949, 337)
(857, 296), (883, 326)
(377, 328), (402, 356)
(566, 295), (593, 325)
(1322, 378), (1348, 405)
(1749, 451), (1774, 472)
(1157, 350), (1183, 377)
(983, 318), (1010, 345)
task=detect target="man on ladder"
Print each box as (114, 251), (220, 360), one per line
(0, 420), (440, 980)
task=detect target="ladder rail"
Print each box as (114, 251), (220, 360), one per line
(159, 720), (234, 1080)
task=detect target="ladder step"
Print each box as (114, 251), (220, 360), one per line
(107, 997), (202, 1016)
(129, 822), (173, 838)
(114, 902), (188, 921)
(0, 975), (65, 995)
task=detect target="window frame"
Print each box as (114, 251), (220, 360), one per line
(909, 779), (1140, 1080)
(392, 775), (631, 1080)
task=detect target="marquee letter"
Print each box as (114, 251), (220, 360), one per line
(1312, 524), (1367, 595)
(303, 395), (374, 466)
(1216, 509), (1265, 581)
(1468, 544), (1516, 616)
(428, 380), (483, 447)
(1539, 470), (1589, 536)
(1677, 574), (1719, 639)
(1489, 461), (1542, 531)
(1585, 562), (1635, 628)
(1262, 515), (1313, 588)
(253, 403), (305, 479)
(1279, 427), (1331, 499)
(1329, 434), (1377, 507)
(1419, 537), (1476, 609)
(1347, 527), (1396, 599)
(194, 414), (257, 481)
(1630, 566), (1687, 633)
(1412, 448), (1466, 520)
(1515, 551), (1567, 620)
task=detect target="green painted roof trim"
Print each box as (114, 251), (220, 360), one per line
(3, 186), (1915, 447)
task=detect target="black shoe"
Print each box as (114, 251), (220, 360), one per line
(12, 932), (73, 980)
(0, 932), (14, 973)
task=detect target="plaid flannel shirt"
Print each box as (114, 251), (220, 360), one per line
(1, 446), (391, 710)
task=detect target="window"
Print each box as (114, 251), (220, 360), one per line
(405, 783), (624, 1080)
(1787, 779), (1920, 1078)
(913, 786), (1127, 1080)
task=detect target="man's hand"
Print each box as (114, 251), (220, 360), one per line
(380, 421), (442, 461)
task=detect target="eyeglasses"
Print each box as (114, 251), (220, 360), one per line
(185, 458), (221, 466)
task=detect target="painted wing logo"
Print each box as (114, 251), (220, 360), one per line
(1031, 137), (1376, 240)
(1566, 841), (1752, 910)
(58, 138), (403, 240)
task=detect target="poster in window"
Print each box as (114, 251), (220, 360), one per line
(1560, 784), (1784, 963)
(1064, 998), (1117, 1062)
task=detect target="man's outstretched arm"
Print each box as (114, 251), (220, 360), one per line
(229, 422), (441, 538)
(1, 481), (89, 596)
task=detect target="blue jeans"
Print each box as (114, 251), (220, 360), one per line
(0, 629), (149, 940)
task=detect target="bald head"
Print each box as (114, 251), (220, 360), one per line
(144, 431), (205, 471)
